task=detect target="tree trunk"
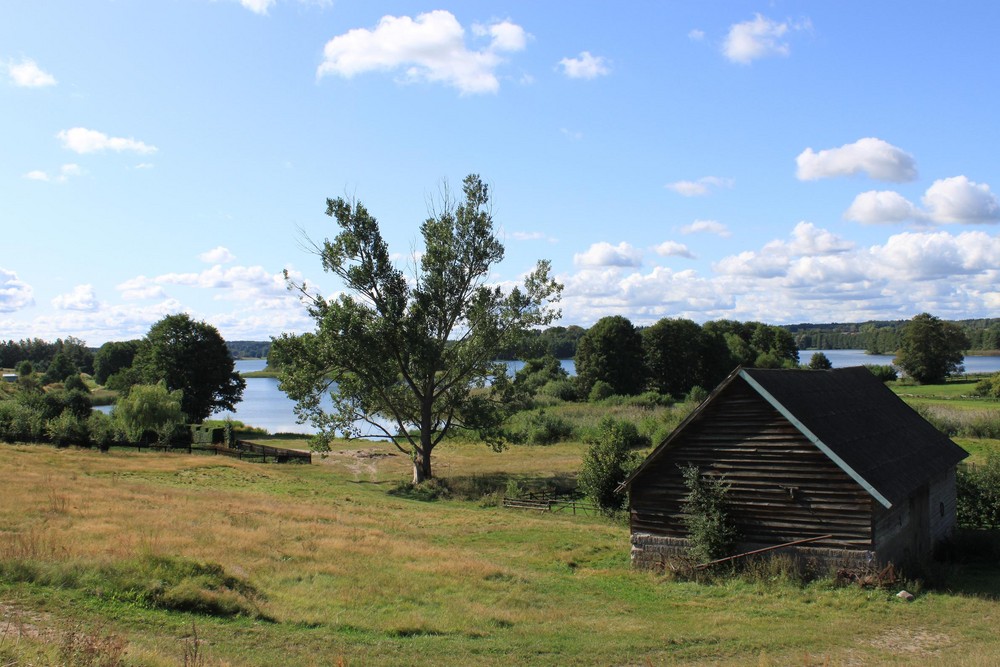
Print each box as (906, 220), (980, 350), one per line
(412, 448), (432, 484)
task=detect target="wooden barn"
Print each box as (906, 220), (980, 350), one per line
(621, 366), (968, 570)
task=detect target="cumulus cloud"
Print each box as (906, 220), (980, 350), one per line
(845, 176), (1000, 225)
(796, 138), (917, 182)
(199, 246), (236, 264)
(317, 10), (528, 94)
(557, 51), (610, 79)
(51, 284), (100, 311)
(57, 127), (158, 154)
(24, 170), (49, 181)
(560, 223), (1000, 327)
(574, 242), (643, 268)
(665, 176), (734, 197)
(0, 268), (35, 312)
(723, 14), (808, 64)
(654, 241), (695, 259)
(6, 57), (56, 87)
(680, 219), (731, 237)
(688, 29), (705, 41)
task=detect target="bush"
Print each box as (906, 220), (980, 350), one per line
(588, 380), (614, 402)
(864, 364), (899, 382)
(680, 463), (738, 563)
(578, 417), (644, 515)
(87, 411), (119, 451)
(957, 456), (1000, 530)
(685, 386), (709, 403)
(45, 409), (89, 447)
(0, 399), (45, 443)
(524, 410), (573, 445)
(539, 379), (578, 401)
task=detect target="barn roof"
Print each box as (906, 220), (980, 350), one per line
(623, 366), (968, 508)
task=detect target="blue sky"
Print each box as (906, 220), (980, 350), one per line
(3, 1), (1000, 346)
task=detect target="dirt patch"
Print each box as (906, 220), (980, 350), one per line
(0, 602), (54, 641)
(323, 448), (399, 480)
(863, 627), (952, 656)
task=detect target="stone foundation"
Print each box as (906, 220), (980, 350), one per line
(630, 532), (878, 572)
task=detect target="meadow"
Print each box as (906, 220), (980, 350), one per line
(2, 431), (1000, 666)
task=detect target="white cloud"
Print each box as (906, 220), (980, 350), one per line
(6, 57), (56, 87)
(557, 51), (610, 79)
(654, 241), (695, 259)
(665, 176), (734, 197)
(574, 241), (643, 268)
(679, 219), (731, 237)
(0, 269), (35, 312)
(922, 175), (1000, 224)
(560, 128), (583, 141)
(511, 231), (544, 241)
(199, 246), (236, 264)
(57, 127), (158, 155)
(22, 164), (82, 184)
(845, 176), (1000, 225)
(796, 138), (917, 182)
(51, 284), (100, 312)
(723, 14), (807, 64)
(317, 10), (528, 95)
(239, 0), (276, 14)
(688, 29), (705, 41)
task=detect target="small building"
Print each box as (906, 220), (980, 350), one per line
(2, 373), (16, 383)
(621, 366), (968, 570)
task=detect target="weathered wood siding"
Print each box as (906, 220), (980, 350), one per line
(629, 378), (873, 551)
(872, 469), (956, 566)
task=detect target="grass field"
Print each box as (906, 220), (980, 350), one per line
(2, 439), (1000, 666)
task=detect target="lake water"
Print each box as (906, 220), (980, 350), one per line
(108, 352), (1000, 436)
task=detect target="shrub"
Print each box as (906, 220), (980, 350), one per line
(0, 399), (45, 443)
(87, 411), (119, 451)
(685, 386), (709, 403)
(588, 380), (614, 402)
(578, 417), (644, 515)
(864, 364), (899, 382)
(973, 372), (1000, 398)
(539, 378), (578, 401)
(524, 410), (573, 445)
(957, 456), (1000, 530)
(680, 464), (738, 563)
(45, 409), (89, 447)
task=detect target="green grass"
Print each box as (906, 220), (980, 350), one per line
(1, 442), (1000, 666)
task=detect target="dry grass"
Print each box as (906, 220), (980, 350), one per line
(1, 442), (1000, 665)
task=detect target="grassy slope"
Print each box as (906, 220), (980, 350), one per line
(2, 442), (1000, 666)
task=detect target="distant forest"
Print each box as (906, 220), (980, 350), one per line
(3, 317), (999, 374)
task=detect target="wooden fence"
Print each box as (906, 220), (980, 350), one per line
(502, 491), (598, 516)
(117, 439), (311, 464)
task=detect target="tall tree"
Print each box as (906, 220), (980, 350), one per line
(642, 318), (708, 398)
(574, 315), (645, 396)
(133, 314), (245, 422)
(93, 340), (140, 385)
(271, 174), (562, 483)
(895, 312), (969, 384)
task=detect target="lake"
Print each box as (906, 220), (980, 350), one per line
(108, 352), (1000, 436)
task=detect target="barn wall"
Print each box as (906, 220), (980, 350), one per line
(873, 469), (956, 566)
(628, 378), (874, 561)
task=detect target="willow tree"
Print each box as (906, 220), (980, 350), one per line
(271, 174), (562, 483)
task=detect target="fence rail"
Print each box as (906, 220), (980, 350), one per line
(502, 492), (598, 516)
(117, 440), (311, 464)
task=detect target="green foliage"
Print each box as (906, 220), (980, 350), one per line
(272, 174), (562, 483)
(87, 411), (119, 451)
(514, 355), (568, 396)
(957, 456), (1000, 529)
(808, 352), (833, 370)
(680, 464), (738, 563)
(62, 374), (89, 394)
(864, 363), (898, 382)
(45, 409), (89, 447)
(0, 554), (265, 618)
(0, 399), (45, 443)
(588, 380), (614, 402)
(133, 314), (245, 423)
(506, 409), (574, 445)
(575, 315), (646, 396)
(895, 312), (970, 384)
(42, 350), (79, 385)
(578, 417), (644, 514)
(973, 372), (1000, 399)
(92, 340), (139, 385)
(643, 318), (730, 398)
(112, 382), (186, 445)
(15, 360), (33, 377)
(539, 378), (578, 401)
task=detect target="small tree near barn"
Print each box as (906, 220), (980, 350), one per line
(680, 464), (738, 563)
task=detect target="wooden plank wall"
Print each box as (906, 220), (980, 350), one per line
(630, 378), (873, 549)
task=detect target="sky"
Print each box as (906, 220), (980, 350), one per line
(3, 1), (1000, 346)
